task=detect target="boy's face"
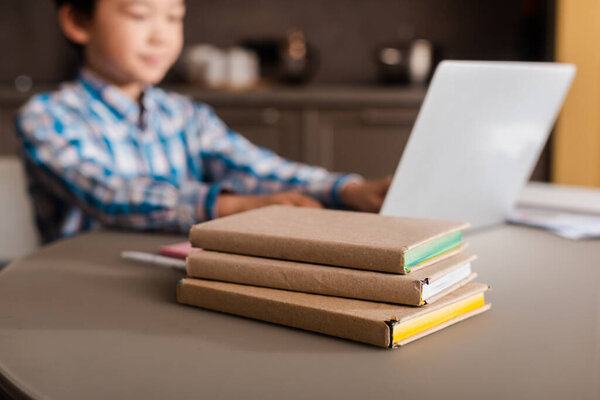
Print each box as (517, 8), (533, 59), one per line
(81, 0), (186, 85)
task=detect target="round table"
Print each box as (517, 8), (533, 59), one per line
(0, 226), (599, 400)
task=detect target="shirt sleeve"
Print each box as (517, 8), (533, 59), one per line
(196, 104), (365, 211)
(16, 99), (223, 231)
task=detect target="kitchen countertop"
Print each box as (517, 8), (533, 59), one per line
(0, 83), (427, 108)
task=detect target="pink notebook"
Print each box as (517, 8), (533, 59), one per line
(159, 242), (202, 259)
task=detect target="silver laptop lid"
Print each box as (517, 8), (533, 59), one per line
(381, 60), (575, 229)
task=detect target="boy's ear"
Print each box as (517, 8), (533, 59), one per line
(57, 4), (91, 45)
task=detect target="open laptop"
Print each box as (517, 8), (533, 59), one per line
(380, 60), (576, 230)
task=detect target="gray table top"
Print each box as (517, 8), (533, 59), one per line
(0, 225), (599, 400)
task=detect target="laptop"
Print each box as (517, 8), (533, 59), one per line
(380, 60), (576, 230)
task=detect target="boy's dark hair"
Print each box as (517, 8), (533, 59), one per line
(53, 0), (97, 18)
(53, 0), (97, 58)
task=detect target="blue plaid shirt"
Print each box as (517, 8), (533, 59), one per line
(16, 69), (362, 243)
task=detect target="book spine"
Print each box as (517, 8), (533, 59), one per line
(189, 226), (406, 273)
(186, 251), (423, 305)
(177, 279), (391, 347)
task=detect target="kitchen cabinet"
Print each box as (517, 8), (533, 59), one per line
(0, 105), (20, 156)
(211, 106), (419, 179)
(212, 106), (303, 162)
(187, 85), (426, 179)
(306, 108), (417, 178)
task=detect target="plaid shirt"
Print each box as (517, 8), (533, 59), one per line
(16, 69), (362, 243)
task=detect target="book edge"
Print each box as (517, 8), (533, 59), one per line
(393, 303), (491, 347)
(423, 272), (478, 305)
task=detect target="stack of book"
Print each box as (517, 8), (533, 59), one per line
(177, 205), (490, 348)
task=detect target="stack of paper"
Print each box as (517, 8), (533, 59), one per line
(509, 182), (600, 239)
(177, 205), (491, 348)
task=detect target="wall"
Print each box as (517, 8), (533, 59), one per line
(0, 0), (553, 85)
(553, 0), (600, 187)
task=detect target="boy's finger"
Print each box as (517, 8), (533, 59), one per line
(273, 192), (322, 208)
(298, 195), (324, 208)
(380, 175), (393, 186)
(377, 175), (393, 194)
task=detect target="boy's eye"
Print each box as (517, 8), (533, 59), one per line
(121, 3), (151, 20)
(128, 12), (149, 20)
(168, 6), (186, 23)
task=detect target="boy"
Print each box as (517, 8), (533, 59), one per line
(16, 0), (392, 243)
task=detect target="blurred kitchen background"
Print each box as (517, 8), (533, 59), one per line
(2, 0), (599, 262)
(0, 0), (554, 84)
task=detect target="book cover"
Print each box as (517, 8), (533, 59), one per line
(177, 279), (490, 348)
(189, 205), (469, 273)
(186, 250), (476, 306)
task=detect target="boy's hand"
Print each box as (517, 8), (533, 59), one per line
(340, 175), (393, 213)
(216, 190), (323, 217)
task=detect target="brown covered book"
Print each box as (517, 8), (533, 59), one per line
(189, 205), (469, 273)
(177, 279), (490, 348)
(186, 250), (477, 306)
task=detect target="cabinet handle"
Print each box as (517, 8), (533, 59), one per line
(262, 108), (280, 125)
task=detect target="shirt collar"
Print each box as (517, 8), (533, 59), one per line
(77, 68), (156, 125)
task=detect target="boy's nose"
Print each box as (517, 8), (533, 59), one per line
(147, 18), (172, 46)
(148, 29), (167, 46)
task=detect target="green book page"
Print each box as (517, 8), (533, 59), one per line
(403, 231), (463, 272)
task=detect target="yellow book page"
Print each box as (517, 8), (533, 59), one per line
(393, 293), (485, 344)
